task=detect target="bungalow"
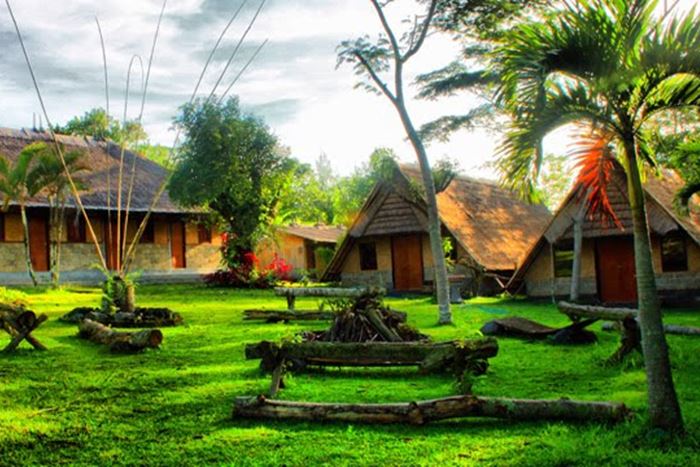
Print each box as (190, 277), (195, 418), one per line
(255, 224), (345, 278)
(322, 164), (552, 294)
(508, 165), (700, 305)
(0, 128), (222, 284)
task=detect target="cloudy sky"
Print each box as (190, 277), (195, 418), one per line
(0, 0), (696, 177)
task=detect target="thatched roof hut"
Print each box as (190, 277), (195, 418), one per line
(323, 164), (551, 293)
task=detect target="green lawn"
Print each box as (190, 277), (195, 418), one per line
(1, 284), (699, 466)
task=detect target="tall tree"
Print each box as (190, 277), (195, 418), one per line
(0, 143), (50, 286)
(169, 97), (289, 268)
(338, 0), (452, 324)
(54, 107), (147, 145)
(492, 0), (700, 431)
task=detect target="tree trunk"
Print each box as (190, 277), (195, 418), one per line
(49, 200), (65, 289)
(394, 100), (451, 324)
(624, 141), (683, 432)
(233, 395), (632, 425)
(20, 205), (38, 286)
(78, 319), (162, 353)
(570, 205), (585, 302)
(558, 301), (637, 321)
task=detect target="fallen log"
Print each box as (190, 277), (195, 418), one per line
(78, 319), (163, 353)
(243, 310), (336, 322)
(232, 395), (632, 425)
(602, 321), (700, 337)
(558, 301), (636, 321)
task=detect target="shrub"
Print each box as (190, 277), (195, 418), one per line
(203, 253), (294, 288)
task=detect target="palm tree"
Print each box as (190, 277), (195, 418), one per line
(31, 144), (89, 288)
(492, 0), (700, 432)
(0, 143), (50, 286)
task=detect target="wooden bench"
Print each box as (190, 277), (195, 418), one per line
(243, 287), (385, 322)
(245, 338), (498, 396)
(0, 305), (48, 353)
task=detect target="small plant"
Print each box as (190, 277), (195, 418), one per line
(203, 253), (293, 289)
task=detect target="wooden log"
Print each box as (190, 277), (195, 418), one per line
(233, 395), (632, 425)
(1, 311), (48, 352)
(78, 319), (163, 353)
(365, 308), (401, 342)
(243, 310), (336, 322)
(274, 287), (382, 298)
(245, 339), (498, 374)
(602, 321), (700, 337)
(558, 301), (637, 321)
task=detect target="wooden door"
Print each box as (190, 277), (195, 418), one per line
(596, 236), (637, 304)
(392, 235), (423, 291)
(29, 214), (49, 272)
(171, 221), (186, 269)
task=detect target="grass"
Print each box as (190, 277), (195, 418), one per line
(1, 284), (699, 466)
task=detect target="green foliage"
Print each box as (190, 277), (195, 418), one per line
(492, 0), (700, 200)
(54, 107), (147, 146)
(0, 286), (28, 306)
(415, 0), (550, 141)
(1, 285), (700, 464)
(169, 97), (290, 266)
(133, 143), (171, 167)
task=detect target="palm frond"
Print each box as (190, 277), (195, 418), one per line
(570, 129), (623, 228)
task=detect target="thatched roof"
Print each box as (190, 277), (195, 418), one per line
(282, 224), (345, 243)
(509, 165), (700, 287)
(323, 163), (552, 278)
(0, 128), (188, 214)
(401, 165), (552, 271)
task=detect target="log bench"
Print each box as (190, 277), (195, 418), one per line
(0, 305), (48, 353)
(245, 338), (498, 396)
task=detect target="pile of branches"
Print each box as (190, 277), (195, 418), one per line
(61, 307), (182, 328)
(302, 291), (428, 343)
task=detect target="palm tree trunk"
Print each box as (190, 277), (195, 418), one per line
(394, 103), (452, 324)
(624, 141), (683, 432)
(20, 204), (38, 286)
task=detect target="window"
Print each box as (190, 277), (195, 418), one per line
(553, 242), (574, 278)
(66, 216), (86, 243)
(197, 224), (212, 244)
(661, 233), (687, 272)
(139, 220), (155, 243)
(359, 242), (377, 271)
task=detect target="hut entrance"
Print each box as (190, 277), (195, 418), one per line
(170, 221), (186, 269)
(596, 236), (637, 304)
(391, 234), (423, 291)
(29, 214), (49, 272)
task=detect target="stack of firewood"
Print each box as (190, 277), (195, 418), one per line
(301, 291), (428, 343)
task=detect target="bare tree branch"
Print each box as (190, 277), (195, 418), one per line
(353, 51), (397, 104)
(403, 0), (437, 62)
(370, 0), (401, 61)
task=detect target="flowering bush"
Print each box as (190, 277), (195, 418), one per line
(203, 252), (294, 288)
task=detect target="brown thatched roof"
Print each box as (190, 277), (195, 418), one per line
(323, 163), (552, 279)
(282, 224), (345, 243)
(0, 128), (188, 214)
(509, 165), (700, 288)
(401, 165), (552, 271)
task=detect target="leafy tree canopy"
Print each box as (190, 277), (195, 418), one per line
(54, 108), (147, 146)
(169, 97), (292, 266)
